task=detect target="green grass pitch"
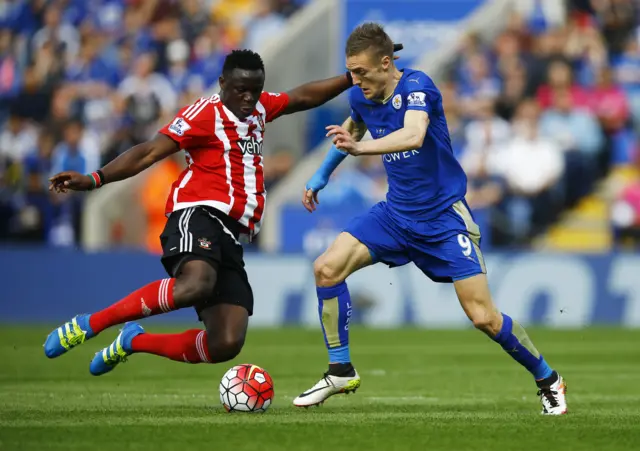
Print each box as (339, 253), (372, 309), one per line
(1, 326), (639, 450)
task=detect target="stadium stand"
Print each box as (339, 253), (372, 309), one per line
(0, 0), (637, 252)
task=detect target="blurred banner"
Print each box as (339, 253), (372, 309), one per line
(343, 0), (485, 67)
(1, 249), (639, 328)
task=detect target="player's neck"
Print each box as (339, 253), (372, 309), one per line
(381, 68), (403, 103)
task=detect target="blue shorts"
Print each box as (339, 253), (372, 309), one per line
(344, 201), (486, 283)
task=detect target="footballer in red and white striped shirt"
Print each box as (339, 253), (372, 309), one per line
(157, 89), (287, 237)
(44, 48), (364, 373)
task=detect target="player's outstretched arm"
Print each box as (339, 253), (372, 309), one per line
(302, 117), (367, 212)
(278, 43), (403, 117)
(49, 134), (179, 193)
(283, 74), (353, 116)
(328, 110), (429, 156)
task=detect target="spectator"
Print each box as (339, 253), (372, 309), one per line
(523, 29), (574, 98)
(116, 52), (177, 141)
(64, 35), (119, 139)
(498, 99), (565, 241)
(180, 0), (211, 44)
(495, 59), (528, 120)
(590, 0), (638, 56)
(461, 101), (511, 176)
(613, 36), (640, 131)
(540, 89), (604, 156)
(458, 53), (501, 117)
(31, 3), (81, 63)
(190, 25), (227, 91)
(0, 111), (38, 164)
(243, 0), (287, 52)
(513, 0), (566, 33)
(212, 0), (259, 48)
(540, 89), (603, 203)
(592, 66), (629, 134)
(16, 130), (57, 243)
(0, 30), (22, 112)
(592, 65), (632, 170)
(537, 59), (592, 110)
(23, 129), (56, 192)
(51, 120), (88, 175)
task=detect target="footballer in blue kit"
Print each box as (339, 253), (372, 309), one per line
(293, 23), (568, 415)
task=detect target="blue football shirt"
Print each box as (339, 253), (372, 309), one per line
(349, 69), (467, 221)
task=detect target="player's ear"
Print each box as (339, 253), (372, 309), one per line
(381, 55), (391, 70)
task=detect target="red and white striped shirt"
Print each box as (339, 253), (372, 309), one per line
(158, 92), (290, 238)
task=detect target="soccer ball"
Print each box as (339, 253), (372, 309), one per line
(219, 364), (274, 412)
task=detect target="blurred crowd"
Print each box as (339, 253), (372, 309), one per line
(329, 0), (640, 248)
(0, 0), (305, 247)
(2, 0), (640, 251)
(449, 0), (640, 247)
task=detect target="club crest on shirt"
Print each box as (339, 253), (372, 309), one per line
(198, 238), (211, 250)
(168, 117), (191, 136)
(392, 94), (402, 110)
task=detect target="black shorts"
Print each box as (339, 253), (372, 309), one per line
(160, 206), (254, 317)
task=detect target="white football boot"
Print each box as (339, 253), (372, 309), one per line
(293, 371), (361, 407)
(537, 373), (568, 415)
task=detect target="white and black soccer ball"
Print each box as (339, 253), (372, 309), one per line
(219, 364), (274, 412)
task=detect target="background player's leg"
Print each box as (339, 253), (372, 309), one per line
(314, 232), (372, 375)
(454, 274), (555, 381)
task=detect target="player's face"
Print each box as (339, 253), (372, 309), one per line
(346, 50), (391, 100)
(219, 69), (265, 120)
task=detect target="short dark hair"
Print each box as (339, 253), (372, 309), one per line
(346, 23), (394, 60)
(222, 50), (265, 76)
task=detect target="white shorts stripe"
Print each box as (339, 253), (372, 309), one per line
(178, 209), (186, 253)
(179, 208), (195, 253)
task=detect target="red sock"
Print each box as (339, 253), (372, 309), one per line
(89, 279), (176, 334)
(130, 329), (211, 363)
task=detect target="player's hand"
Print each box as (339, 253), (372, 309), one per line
(302, 187), (320, 213)
(303, 170), (329, 212)
(49, 171), (93, 193)
(326, 125), (362, 156)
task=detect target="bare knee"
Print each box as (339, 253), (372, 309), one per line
(207, 333), (245, 363)
(455, 274), (502, 336)
(468, 308), (502, 336)
(313, 256), (344, 287)
(173, 261), (217, 308)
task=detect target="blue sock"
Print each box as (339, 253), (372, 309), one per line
(317, 282), (352, 364)
(492, 313), (553, 380)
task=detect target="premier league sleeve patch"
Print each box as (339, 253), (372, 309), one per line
(407, 92), (427, 108)
(168, 117), (192, 136)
